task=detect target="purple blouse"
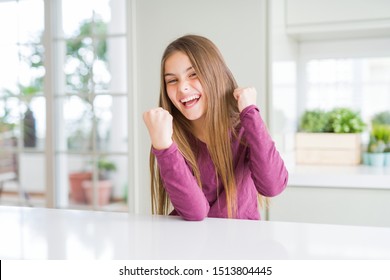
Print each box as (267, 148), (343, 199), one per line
(153, 105), (288, 221)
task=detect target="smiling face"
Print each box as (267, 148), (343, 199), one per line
(164, 51), (207, 122)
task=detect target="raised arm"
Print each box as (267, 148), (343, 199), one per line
(233, 87), (288, 197)
(240, 105), (288, 196)
(143, 107), (209, 221)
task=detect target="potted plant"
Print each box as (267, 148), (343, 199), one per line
(365, 135), (387, 167)
(296, 107), (366, 165)
(327, 107), (366, 133)
(363, 111), (390, 167)
(371, 111), (390, 126)
(68, 169), (93, 204)
(298, 109), (332, 133)
(80, 158), (117, 206)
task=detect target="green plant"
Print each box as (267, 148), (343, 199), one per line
(371, 124), (390, 152)
(299, 109), (331, 132)
(367, 136), (387, 153)
(328, 107), (365, 133)
(299, 107), (365, 133)
(372, 111), (390, 126)
(97, 158), (117, 180)
(372, 125), (390, 142)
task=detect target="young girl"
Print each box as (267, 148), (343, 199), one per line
(143, 35), (288, 221)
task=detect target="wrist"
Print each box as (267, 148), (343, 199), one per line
(239, 102), (255, 112)
(240, 104), (258, 117)
(152, 139), (173, 150)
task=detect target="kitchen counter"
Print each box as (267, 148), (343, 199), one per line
(1, 206), (390, 259)
(269, 162), (390, 227)
(287, 164), (390, 189)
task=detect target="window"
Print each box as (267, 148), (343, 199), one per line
(0, 0), (46, 206)
(54, 0), (128, 211)
(271, 38), (390, 155)
(271, 61), (297, 154)
(304, 57), (390, 124)
(0, 0), (130, 211)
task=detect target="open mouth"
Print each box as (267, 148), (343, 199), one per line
(180, 94), (201, 108)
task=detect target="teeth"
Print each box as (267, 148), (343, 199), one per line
(181, 95), (200, 103)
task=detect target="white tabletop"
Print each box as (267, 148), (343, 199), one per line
(1, 206), (390, 260)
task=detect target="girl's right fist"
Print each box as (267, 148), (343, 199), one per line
(143, 108), (173, 150)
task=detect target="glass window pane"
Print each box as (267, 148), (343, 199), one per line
(105, 37), (127, 94)
(305, 57), (390, 123)
(56, 153), (127, 210)
(23, 97), (46, 150)
(107, 0), (126, 35)
(56, 96), (94, 152)
(94, 95), (128, 153)
(0, 44), (19, 95)
(62, 154), (93, 208)
(0, 138), (18, 187)
(97, 155), (128, 211)
(17, 0), (44, 43)
(19, 153), (45, 206)
(0, 2), (18, 45)
(61, 0), (95, 38)
(271, 61), (297, 153)
(61, 0), (114, 37)
(0, 96), (21, 138)
(18, 42), (45, 94)
(65, 37), (95, 94)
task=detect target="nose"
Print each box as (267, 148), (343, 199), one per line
(179, 80), (190, 92)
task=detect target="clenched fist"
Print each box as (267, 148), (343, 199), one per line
(233, 87), (257, 112)
(143, 108), (173, 150)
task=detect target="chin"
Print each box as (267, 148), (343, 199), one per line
(182, 112), (204, 121)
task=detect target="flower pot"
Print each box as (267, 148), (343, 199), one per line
(368, 153), (385, 167)
(82, 180), (113, 206)
(69, 172), (92, 203)
(295, 133), (361, 165)
(362, 152), (370, 166)
(384, 152), (390, 167)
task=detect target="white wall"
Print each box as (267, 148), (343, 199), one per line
(131, 0), (268, 214)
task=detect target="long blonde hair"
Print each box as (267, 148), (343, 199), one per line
(150, 35), (241, 218)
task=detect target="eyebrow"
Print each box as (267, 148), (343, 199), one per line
(164, 66), (194, 77)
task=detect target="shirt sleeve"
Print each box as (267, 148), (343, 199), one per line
(152, 143), (210, 221)
(239, 105), (289, 197)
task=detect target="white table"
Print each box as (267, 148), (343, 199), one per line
(1, 206), (390, 259)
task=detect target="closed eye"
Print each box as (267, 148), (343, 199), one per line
(166, 79), (177, 84)
(189, 72), (197, 78)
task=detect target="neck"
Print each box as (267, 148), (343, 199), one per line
(191, 116), (207, 143)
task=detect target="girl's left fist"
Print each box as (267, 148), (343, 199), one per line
(233, 87), (257, 112)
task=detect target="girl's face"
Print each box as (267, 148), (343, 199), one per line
(164, 51), (206, 122)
